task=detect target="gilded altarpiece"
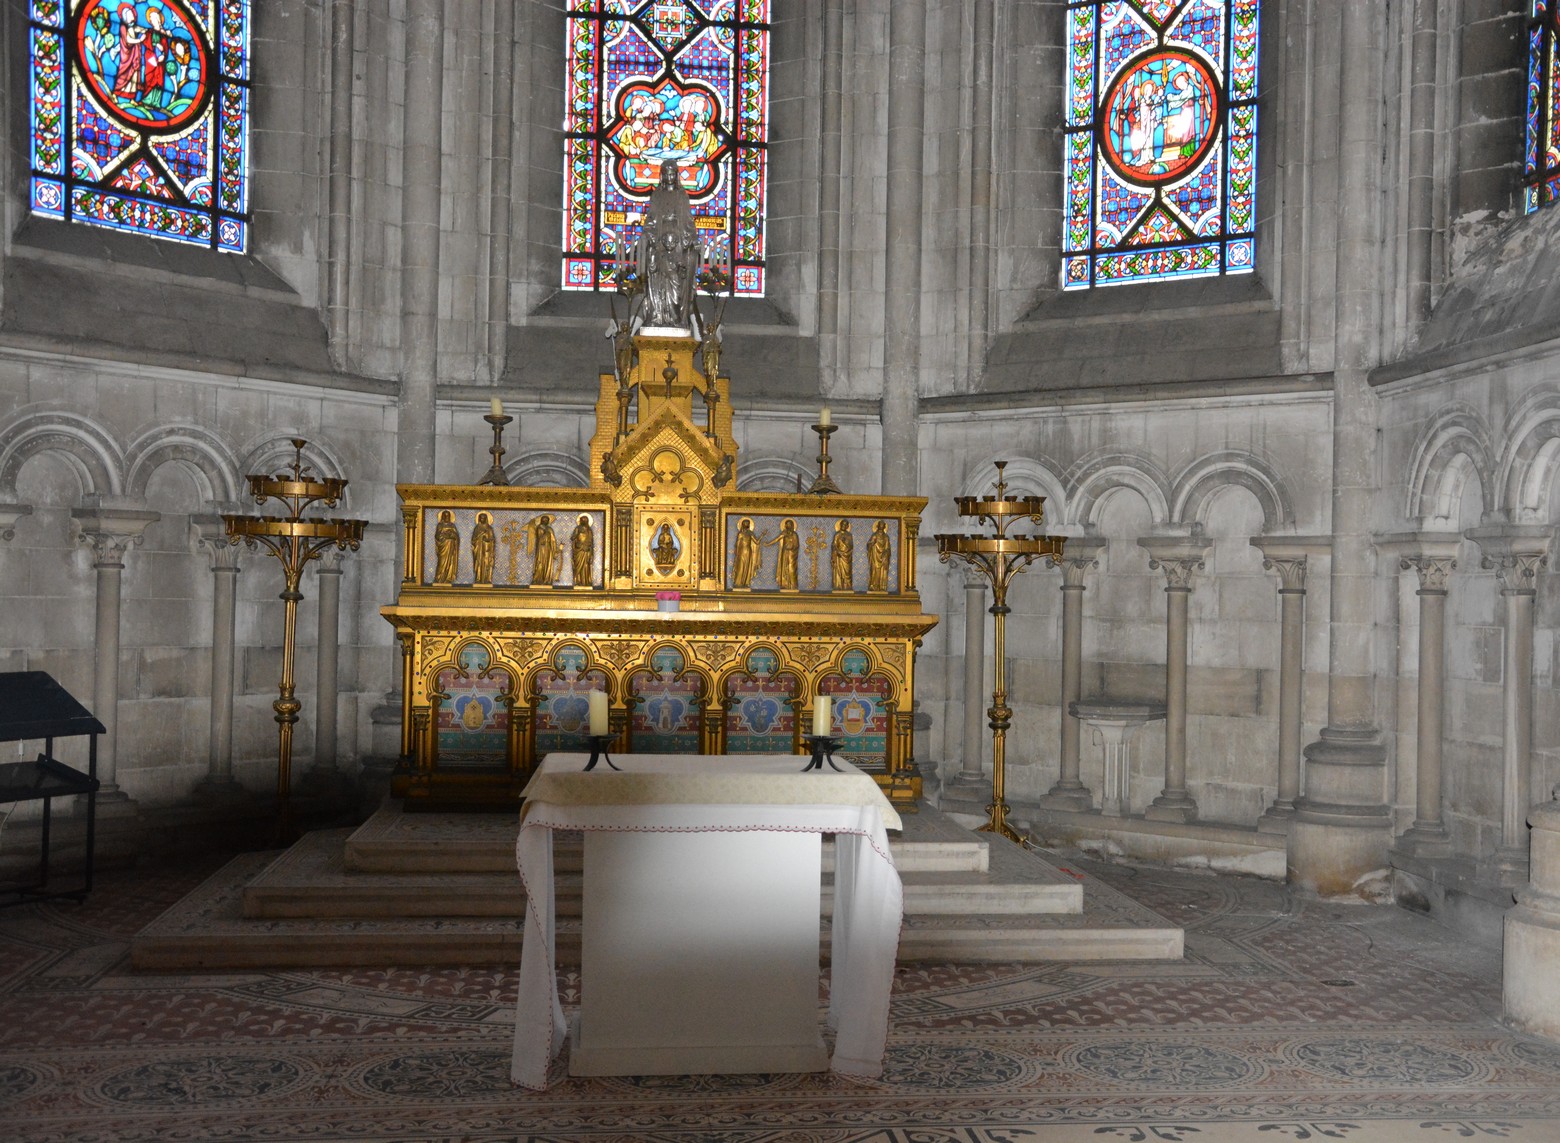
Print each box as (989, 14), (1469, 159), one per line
(382, 335), (937, 809)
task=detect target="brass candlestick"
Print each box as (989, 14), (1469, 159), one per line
(934, 461), (1065, 844)
(477, 413), (514, 486)
(806, 423), (842, 495)
(224, 439), (368, 840)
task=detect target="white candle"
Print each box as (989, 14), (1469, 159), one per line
(588, 690), (608, 736)
(818, 406), (831, 428)
(490, 397), (503, 418)
(812, 695), (831, 737)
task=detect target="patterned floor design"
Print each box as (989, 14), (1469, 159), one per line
(1, 847), (1557, 1142)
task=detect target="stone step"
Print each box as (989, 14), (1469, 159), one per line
(343, 800), (990, 876)
(241, 823), (1079, 920)
(133, 841), (1182, 971)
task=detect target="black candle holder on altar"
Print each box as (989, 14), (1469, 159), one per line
(800, 734), (845, 772)
(582, 734), (620, 772)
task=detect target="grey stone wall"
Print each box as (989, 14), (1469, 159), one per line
(0, 0), (1554, 905)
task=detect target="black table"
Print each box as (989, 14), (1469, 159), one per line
(0, 672), (103, 906)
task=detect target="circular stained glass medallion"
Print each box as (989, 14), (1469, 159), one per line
(73, 0), (211, 134)
(1100, 47), (1221, 187)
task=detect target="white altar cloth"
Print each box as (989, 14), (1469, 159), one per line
(510, 752), (904, 1089)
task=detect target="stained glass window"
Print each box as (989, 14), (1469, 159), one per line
(1525, 3), (1560, 212)
(562, 1), (770, 297)
(28, 0), (251, 252)
(1062, 0), (1259, 290)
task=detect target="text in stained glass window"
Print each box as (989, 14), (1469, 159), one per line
(1062, 0), (1259, 289)
(562, 0), (770, 297)
(28, 0), (251, 252)
(1525, 1), (1560, 213)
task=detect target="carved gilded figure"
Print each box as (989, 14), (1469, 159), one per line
(867, 519), (892, 592)
(733, 517), (760, 587)
(530, 514), (561, 586)
(652, 522), (679, 570)
(470, 512), (496, 585)
(831, 519), (854, 592)
(571, 514), (595, 587)
(767, 517), (799, 591)
(433, 510), (460, 584)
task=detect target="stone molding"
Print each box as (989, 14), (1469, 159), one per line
(71, 507), (161, 568)
(0, 501), (32, 541)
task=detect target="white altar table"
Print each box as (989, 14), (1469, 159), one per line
(510, 752), (904, 1088)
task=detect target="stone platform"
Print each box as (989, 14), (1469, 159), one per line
(130, 801), (1182, 970)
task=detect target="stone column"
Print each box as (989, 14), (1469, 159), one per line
(1138, 530), (1212, 824)
(1404, 0), (1438, 327)
(952, 568), (988, 787)
(966, 0), (995, 388)
(397, 0), (445, 486)
(325, 0), (356, 359)
(880, 0), (925, 496)
(192, 515), (244, 802)
(1040, 537), (1106, 811)
(484, 0), (516, 378)
(816, 0), (845, 389)
(70, 506), (160, 805)
(1506, 789), (1560, 1040)
(1468, 525), (1552, 885)
(313, 548), (345, 777)
(1392, 536), (1461, 856)
(1293, 0), (1392, 895)
(1251, 537), (1328, 834)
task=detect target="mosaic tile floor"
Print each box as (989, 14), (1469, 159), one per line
(1, 846), (1557, 1142)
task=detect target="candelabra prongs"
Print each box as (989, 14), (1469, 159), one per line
(806, 423), (843, 495)
(934, 460), (1066, 844)
(221, 438), (368, 842)
(478, 413), (514, 486)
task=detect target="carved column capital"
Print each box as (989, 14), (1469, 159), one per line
(1252, 535), (1331, 594)
(1149, 556), (1203, 589)
(959, 565), (989, 591)
(1487, 551), (1549, 594)
(0, 502), (32, 542)
(71, 507), (161, 568)
(191, 514), (241, 570)
(1400, 553), (1456, 593)
(316, 547), (347, 575)
(1466, 524), (1552, 597)
(1048, 536), (1106, 588)
(1139, 531), (1211, 591)
(1265, 555), (1309, 592)
(1376, 532), (1461, 595)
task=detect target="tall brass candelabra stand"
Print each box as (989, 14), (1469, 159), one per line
(935, 461), (1065, 843)
(224, 439), (367, 839)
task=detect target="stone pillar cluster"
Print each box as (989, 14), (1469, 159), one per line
(1139, 531), (1212, 825)
(70, 507), (160, 807)
(1040, 538), (1105, 812)
(1391, 536), (1459, 857)
(1467, 526), (1552, 884)
(193, 516), (244, 803)
(953, 569), (988, 788)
